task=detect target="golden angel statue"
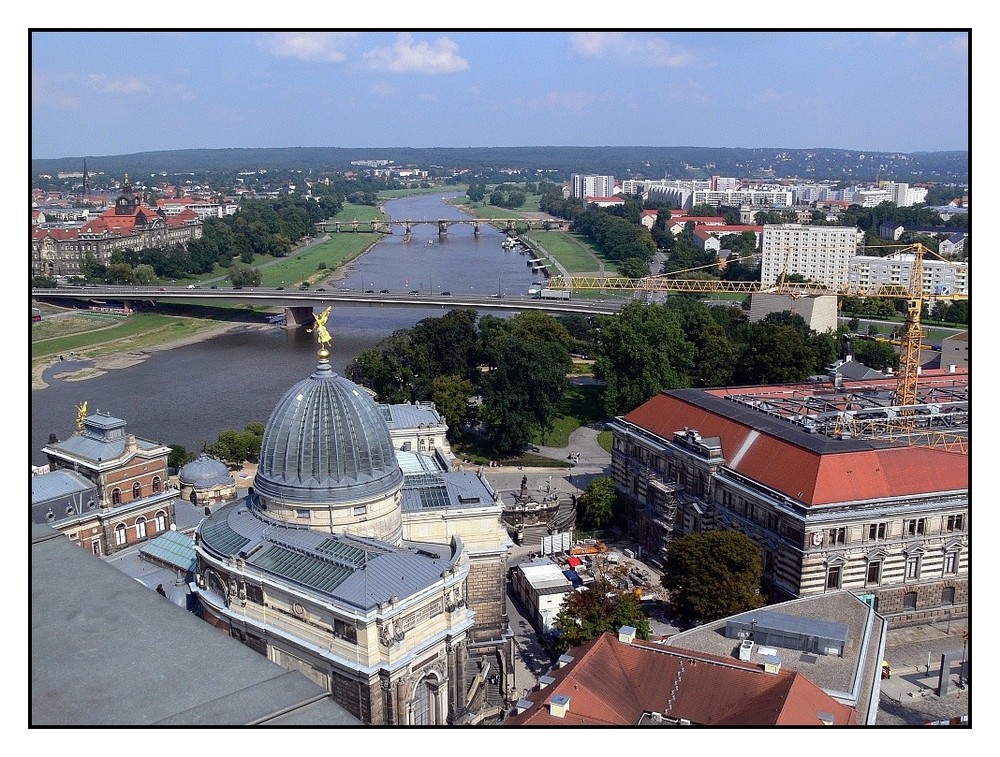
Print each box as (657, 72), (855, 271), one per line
(310, 306), (333, 352)
(76, 401), (88, 432)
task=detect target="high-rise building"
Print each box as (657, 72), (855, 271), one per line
(570, 174), (615, 200)
(761, 223), (864, 287)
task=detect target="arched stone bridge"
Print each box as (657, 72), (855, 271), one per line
(315, 218), (569, 236)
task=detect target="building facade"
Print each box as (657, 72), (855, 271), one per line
(570, 174), (615, 200)
(31, 174), (203, 278)
(761, 223), (865, 287)
(33, 409), (179, 556)
(847, 252), (968, 296)
(191, 343), (512, 725)
(608, 374), (968, 628)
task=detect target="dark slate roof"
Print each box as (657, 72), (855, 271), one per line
(254, 357), (403, 505)
(31, 523), (359, 726)
(401, 470), (499, 512)
(30, 469), (93, 504)
(42, 412), (164, 464)
(197, 498), (462, 611)
(178, 453), (234, 488)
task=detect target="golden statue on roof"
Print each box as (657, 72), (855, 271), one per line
(76, 401), (87, 432)
(309, 306), (333, 357)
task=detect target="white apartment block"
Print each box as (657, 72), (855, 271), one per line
(847, 252), (968, 296)
(761, 224), (864, 287)
(691, 188), (793, 209)
(852, 189), (893, 207)
(571, 174), (616, 200)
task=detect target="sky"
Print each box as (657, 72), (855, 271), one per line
(29, 29), (971, 160)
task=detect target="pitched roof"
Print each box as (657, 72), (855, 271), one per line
(505, 632), (857, 725)
(622, 383), (967, 506)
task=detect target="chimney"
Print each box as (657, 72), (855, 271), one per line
(949, 364), (956, 373)
(763, 655), (782, 675)
(515, 698), (533, 715)
(557, 654), (574, 668)
(618, 625), (637, 644)
(549, 693), (571, 718)
(537, 675), (555, 690)
(818, 711), (835, 725)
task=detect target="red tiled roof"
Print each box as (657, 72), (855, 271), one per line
(505, 633), (857, 726)
(623, 383), (967, 506)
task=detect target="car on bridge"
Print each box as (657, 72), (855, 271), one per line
(380, 289), (390, 293)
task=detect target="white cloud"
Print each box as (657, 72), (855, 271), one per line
(259, 32), (357, 63)
(32, 71), (151, 109)
(362, 33), (469, 74)
(570, 32), (692, 67)
(372, 81), (397, 97)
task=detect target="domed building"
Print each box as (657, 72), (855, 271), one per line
(177, 453), (237, 508)
(192, 314), (513, 725)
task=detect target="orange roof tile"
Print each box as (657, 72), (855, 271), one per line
(505, 633), (856, 726)
(623, 386), (967, 506)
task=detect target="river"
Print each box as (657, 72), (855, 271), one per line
(31, 193), (540, 465)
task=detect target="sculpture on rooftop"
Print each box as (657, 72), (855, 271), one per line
(309, 306), (333, 356)
(76, 401), (87, 432)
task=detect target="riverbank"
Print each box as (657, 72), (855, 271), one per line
(31, 321), (270, 391)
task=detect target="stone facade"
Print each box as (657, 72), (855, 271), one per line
(609, 384), (968, 629)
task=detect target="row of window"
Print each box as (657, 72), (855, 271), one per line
(110, 477), (163, 505)
(826, 549), (961, 590)
(113, 511), (168, 546)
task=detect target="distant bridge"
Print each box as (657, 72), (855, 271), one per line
(32, 286), (627, 329)
(315, 217), (569, 236)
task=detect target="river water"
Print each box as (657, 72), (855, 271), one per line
(31, 193), (539, 465)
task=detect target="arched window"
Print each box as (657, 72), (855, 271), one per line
(152, 476), (162, 493)
(155, 510), (166, 532)
(132, 482), (142, 499)
(135, 517), (147, 539)
(112, 488), (122, 505)
(412, 678), (433, 725)
(115, 523), (127, 546)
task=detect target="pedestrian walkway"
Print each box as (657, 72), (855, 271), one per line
(877, 619), (969, 725)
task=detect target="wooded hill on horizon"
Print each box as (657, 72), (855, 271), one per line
(32, 145), (969, 185)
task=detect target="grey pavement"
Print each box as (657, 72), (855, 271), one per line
(877, 619), (969, 725)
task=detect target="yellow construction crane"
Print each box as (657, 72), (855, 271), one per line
(547, 242), (967, 414)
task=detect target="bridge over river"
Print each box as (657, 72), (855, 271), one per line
(316, 217), (568, 236)
(31, 286), (628, 328)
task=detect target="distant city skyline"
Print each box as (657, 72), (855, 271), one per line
(30, 30), (970, 160)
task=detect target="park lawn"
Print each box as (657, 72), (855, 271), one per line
(597, 430), (613, 453)
(525, 230), (618, 274)
(257, 234), (382, 287)
(378, 185), (468, 200)
(31, 312), (223, 362)
(331, 202), (385, 224)
(533, 382), (607, 447)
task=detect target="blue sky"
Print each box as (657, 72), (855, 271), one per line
(30, 30), (969, 159)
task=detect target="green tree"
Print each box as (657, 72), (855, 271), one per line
(593, 302), (696, 416)
(208, 429), (258, 466)
(228, 262), (262, 287)
(431, 374), (474, 439)
(167, 445), (190, 470)
(852, 339), (899, 372)
(478, 338), (570, 456)
(617, 257), (652, 279)
(579, 476), (617, 530)
(661, 530), (764, 629)
(132, 264), (156, 285)
(553, 579), (651, 653)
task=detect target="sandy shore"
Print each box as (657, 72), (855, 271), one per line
(31, 321), (270, 391)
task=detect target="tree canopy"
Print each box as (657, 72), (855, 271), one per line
(553, 579), (651, 653)
(578, 476), (617, 530)
(661, 530), (764, 629)
(593, 301), (696, 416)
